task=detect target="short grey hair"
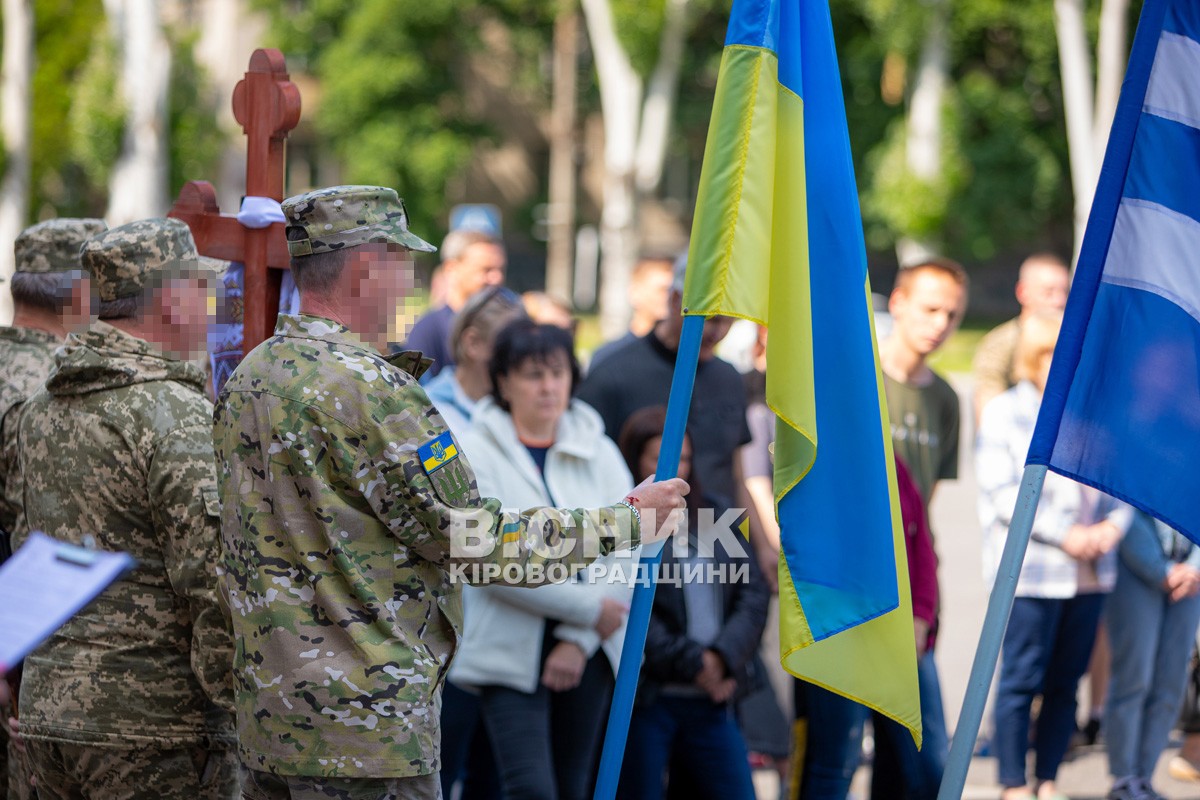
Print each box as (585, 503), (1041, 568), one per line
(289, 247), (348, 296)
(441, 229), (501, 264)
(98, 294), (144, 321)
(9, 271), (78, 313)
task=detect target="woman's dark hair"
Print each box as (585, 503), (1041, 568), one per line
(488, 318), (581, 412)
(617, 405), (702, 513)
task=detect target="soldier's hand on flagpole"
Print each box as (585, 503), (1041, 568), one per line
(625, 476), (689, 544)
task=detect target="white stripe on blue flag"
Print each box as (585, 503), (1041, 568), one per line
(1103, 201), (1200, 322)
(1144, 32), (1200, 128)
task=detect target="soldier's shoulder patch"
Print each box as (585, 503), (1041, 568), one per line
(418, 430), (459, 474)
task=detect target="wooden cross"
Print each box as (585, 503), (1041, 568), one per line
(168, 48), (302, 352)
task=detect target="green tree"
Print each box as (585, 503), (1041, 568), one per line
(30, 0), (105, 217)
(257, 0), (556, 238)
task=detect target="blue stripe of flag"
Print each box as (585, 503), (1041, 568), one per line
(1125, 114), (1200, 225)
(723, 0), (803, 97)
(1163, 0), (1200, 39)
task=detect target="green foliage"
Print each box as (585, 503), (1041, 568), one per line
(68, 29), (123, 191)
(848, 0), (930, 58)
(946, 71), (1065, 260)
(30, 0), (106, 216)
(862, 104), (970, 251)
(840, 0), (1091, 261)
(166, 31), (223, 196)
(256, 0), (556, 237)
(611, 0), (667, 76)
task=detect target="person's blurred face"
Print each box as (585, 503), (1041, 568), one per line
(452, 242), (506, 301)
(346, 243), (416, 350)
(638, 435), (693, 484)
(1016, 263), (1069, 316)
(701, 316), (734, 361)
(498, 349), (573, 434)
(664, 290), (734, 361)
(888, 269), (966, 358)
(156, 275), (213, 360)
(63, 272), (94, 334)
(630, 264), (673, 324)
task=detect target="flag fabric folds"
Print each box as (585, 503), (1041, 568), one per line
(1028, 0), (1200, 543)
(683, 0), (921, 739)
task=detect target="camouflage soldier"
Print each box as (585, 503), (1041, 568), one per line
(214, 185), (686, 800)
(0, 218), (106, 542)
(0, 218), (105, 800)
(13, 218), (238, 800)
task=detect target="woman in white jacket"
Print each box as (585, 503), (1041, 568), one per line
(450, 318), (637, 800)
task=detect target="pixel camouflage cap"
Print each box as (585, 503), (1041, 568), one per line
(282, 185), (437, 257)
(11, 218), (108, 278)
(81, 217), (204, 302)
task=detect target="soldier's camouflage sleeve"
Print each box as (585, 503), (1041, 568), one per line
(149, 421), (235, 712)
(0, 401), (22, 539)
(362, 384), (640, 583)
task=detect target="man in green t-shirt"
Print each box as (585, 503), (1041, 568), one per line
(875, 256), (969, 798)
(881, 258), (970, 505)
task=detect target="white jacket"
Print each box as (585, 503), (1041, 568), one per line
(448, 396), (638, 693)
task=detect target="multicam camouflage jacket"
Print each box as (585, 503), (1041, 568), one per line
(14, 321), (234, 747)
(0, 325), (59, 537)
(213, 314), (639, 779)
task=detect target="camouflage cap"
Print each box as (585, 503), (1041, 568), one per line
(13, 218), (108, 276)
(282, 185), (437, 257)
(82, 217), (202, 301)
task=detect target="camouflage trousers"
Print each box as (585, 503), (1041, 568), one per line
(5, 735), (34, 800)
(239, 766), (442, 800)
(23, 739), (239, 800)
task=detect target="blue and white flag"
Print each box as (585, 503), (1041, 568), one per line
(1029, 0), (1200, 541)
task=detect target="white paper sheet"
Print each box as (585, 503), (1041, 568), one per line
(0, 532), (135, 671)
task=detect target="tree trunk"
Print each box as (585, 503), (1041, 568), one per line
(1054, 0), (1097, 264)
(0, 0), (34, 325)
(1094, 0), (1130, 173)
(545, 2), (578, 301)
(634, 0), (691, 194)
(580, 0), (643, 339)
(106, 0), (172, 223)
(896, 0), (948, 265)
(195, 0), (267, 211)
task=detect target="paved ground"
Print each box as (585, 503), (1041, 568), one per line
(754, 376), (1200, 799)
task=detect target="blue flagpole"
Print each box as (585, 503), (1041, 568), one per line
(938, 465), (1048, 800)
(593, 313), (705, 800)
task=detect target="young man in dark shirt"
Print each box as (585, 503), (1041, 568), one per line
(577, 257), (748, 508)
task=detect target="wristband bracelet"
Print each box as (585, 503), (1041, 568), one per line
(617, 499), (642, 536)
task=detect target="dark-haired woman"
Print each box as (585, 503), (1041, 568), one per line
(449, 319), (636, 800)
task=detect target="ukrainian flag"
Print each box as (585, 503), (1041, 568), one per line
(684, 0), (921, 740)
(418, 431), (459, 474)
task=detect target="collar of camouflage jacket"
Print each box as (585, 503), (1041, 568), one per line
(275, 314), (434, 380)
(45, 320), (206, 397)
(0, 324), (59, 347)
